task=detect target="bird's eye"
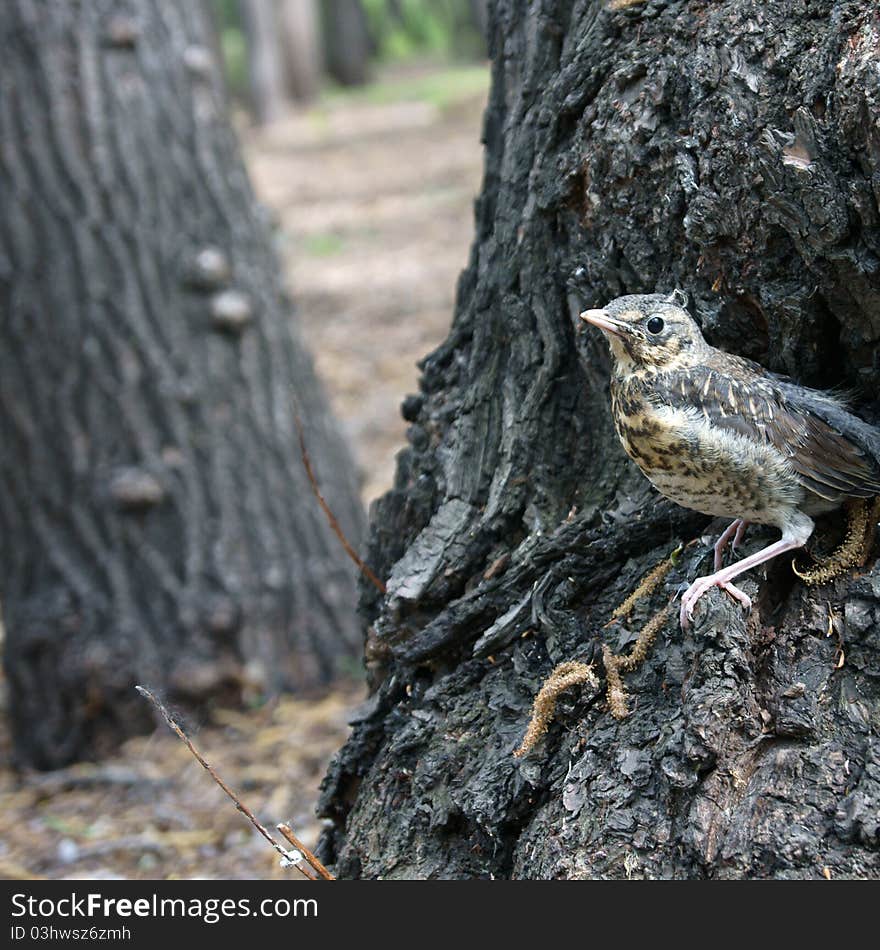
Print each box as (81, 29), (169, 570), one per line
(646, 316), (665, 335)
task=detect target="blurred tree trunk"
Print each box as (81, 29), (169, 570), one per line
(318, 0), (880, 879)
(279, 0), (322, 102)
(322, 0), (370, 87)
(240, 0), (287, 123)
(448, 0), (489, 59)
(0, 0), (365, 769)
(387, 0), (404, 23)
(469, 0), (488, 38)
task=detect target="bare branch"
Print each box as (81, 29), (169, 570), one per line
(277, 823), (335, 881)
(135, 685), (328, 881)
(294, 411), (387, 595)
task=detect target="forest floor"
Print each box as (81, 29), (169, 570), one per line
(247, 62), (487, 503)
(0, 62), (488, 880)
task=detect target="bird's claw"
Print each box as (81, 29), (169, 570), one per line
(720, 581), (752, 611)
(680, 602), (694, 631)
(679, 576), (752, 631)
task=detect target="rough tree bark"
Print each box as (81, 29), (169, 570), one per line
(318, 0), (880, 879)
(0, 0), (365, 769)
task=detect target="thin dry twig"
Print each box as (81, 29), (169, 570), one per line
(293, 411), (386, 594)
(278, 823), (334, 881)
(135, 685), (326, 881)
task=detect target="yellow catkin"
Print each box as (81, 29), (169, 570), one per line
(610, 556), (674, 622)
(602, 645), (630, 719)
(793, 498), (871, 585)
(517, 553), (677, 754)
(616, 602), (673, 672)
(514, 661), (598, 758)
(602, 602), (672, 717)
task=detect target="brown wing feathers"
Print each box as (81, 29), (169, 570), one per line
(654, 365), (880, 503)
(786, 413), (879, 500)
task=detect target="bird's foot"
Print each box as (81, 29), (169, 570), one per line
(720, 580), (752, 610)
(680, 575), (752, 630)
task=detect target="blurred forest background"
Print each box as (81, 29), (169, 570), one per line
(0, 0), (488, 879)
(219, 0), (489, 500)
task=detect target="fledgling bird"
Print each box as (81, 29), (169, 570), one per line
(580, 292), (880, 630)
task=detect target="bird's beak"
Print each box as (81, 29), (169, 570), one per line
(580, 309), (625, 337)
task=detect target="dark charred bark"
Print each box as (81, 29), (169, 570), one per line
(319, 0), (880, 879)
(0, 0), (365, 769)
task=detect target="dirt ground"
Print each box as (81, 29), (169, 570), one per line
(247, 64), (487, 502)
(0, 63), (488, 880)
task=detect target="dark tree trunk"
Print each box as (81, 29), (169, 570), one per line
(0, 0), (365, 770)
(318, 0), (880, 879)
(322, 0), (370, 87)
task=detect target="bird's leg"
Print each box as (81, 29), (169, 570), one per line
(681, 516), (813, 630)
(713, 519), (743, 571)
(731, 519), (749, 555)
(709, 519), (751, 611)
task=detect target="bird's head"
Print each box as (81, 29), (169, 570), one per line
(580, 292), (707, 375)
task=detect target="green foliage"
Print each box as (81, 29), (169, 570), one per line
(210, 0), (486, 102)
(212, 0), (247, 99)
(220, 27), (248, 98)
(363, 0), (486, 63)
(212, 0), (240, 30)
(302, 233), (345, 257)
(325, 64), (488, 110)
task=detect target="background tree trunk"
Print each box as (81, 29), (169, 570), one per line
(318, 0), (880, 878)
(278, 0), (322, 103)
(0, 0), (365, 770)
(240, 0), (288, 123)
(469, 0), (488, 40)
(322, 0), (371, 87)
